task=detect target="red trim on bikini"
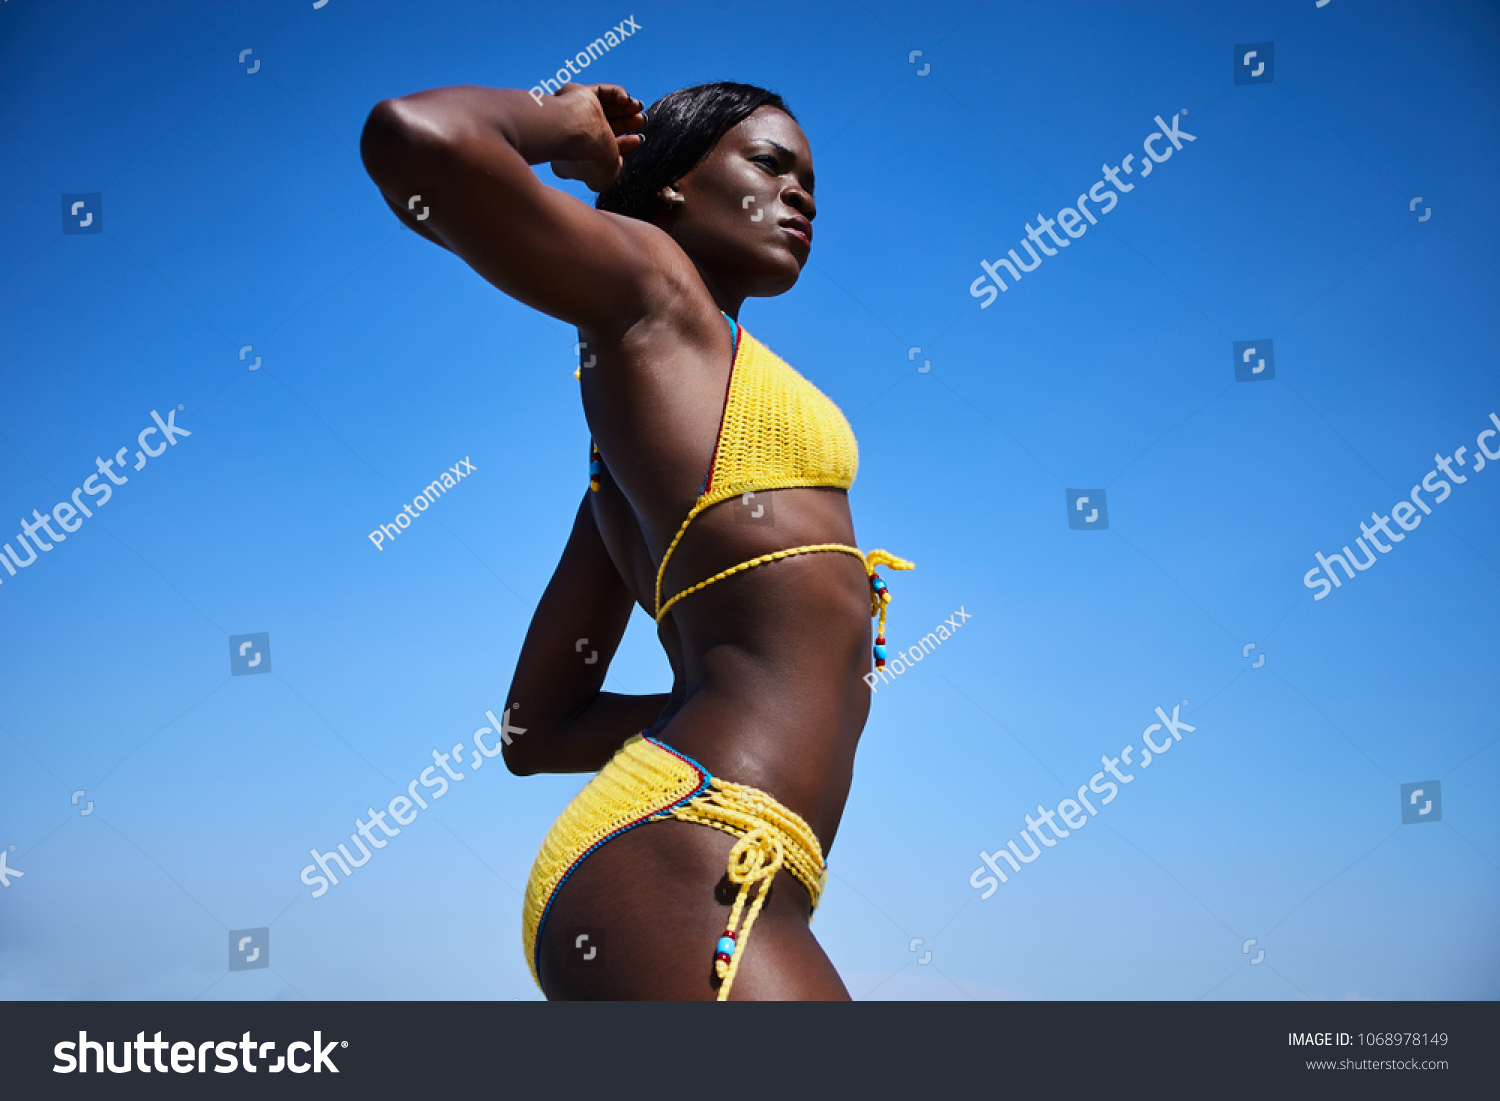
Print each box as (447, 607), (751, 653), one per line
(700, 321), (743, 497)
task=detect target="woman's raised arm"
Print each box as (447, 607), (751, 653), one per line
(359, 84), (662, 333)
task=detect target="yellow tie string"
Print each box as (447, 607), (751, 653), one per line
(655, 537), (913, 625)
(862, 548), (915, 575)
(716, 828), (781, 1000)
(656, 542), (868, 622)
(861, 548), (914, 645)
(662, 776), (826, 1002)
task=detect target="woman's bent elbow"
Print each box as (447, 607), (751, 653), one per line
(360, 97), (448, 183)
(502, 740), (538, 777)
(360, 99), (404, 154)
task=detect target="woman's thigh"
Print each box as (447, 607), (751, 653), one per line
(535, 817), (849, 1001)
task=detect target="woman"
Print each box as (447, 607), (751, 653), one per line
(361, 79), (910, 1000)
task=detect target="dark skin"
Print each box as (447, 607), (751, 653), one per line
(362, 83), (870, 999)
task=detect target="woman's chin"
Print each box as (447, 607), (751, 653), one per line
(747, 256), (803, 297)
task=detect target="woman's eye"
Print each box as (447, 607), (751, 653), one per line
(752, 156), (779, 172)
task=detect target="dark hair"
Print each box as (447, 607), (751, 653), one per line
(596, 81), (795, 222)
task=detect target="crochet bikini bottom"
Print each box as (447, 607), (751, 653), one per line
(522, 733), (826, 1001)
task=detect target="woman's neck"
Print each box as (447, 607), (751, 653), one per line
(690, 260), (744, 321)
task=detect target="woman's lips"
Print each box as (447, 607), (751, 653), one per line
(780, 218), (812, 247)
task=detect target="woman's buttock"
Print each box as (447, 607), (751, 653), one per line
(535, 818), (832, 1000)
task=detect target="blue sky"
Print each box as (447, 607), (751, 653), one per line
(1, 0), (1496, 1001)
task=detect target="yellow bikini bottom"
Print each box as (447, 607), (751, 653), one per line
(522, 733), (826, 1001)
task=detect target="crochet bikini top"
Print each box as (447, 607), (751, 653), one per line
(695, 313), (859, 514)
(586, 315), (912, 669)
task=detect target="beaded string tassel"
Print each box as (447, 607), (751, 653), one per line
(713, 829), (781, 998)
(664, 776), (826, 1002)
(861, 549), (913, 671)
(870, 572), (890, 669)
(588, 442), (602, 493)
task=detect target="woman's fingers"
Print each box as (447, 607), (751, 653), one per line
(594, 84), (636, 106)
(611, 110), (645, 137)
(604, 106), (644, 133)
(569, 84), (642, 138)
(555, 83), (636, 120)
(594, 85), (643, 122)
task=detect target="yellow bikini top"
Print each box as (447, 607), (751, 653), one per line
(586, 316), (911, 669)
(696, 316), (859, 511)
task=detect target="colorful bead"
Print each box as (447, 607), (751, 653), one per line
(716, 935), (737, 958)
(869, 576), (893, 665)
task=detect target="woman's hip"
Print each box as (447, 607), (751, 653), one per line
(521, 733), (825, 999)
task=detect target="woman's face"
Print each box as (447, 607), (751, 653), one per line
(658, 106), (816, 299)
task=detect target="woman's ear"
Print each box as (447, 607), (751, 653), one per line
(657, 181), (686, 208)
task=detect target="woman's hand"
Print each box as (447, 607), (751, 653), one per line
(549, 84), (645, 192)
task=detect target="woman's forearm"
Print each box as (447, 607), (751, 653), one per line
(363, 85), (603, 179)
(514, 690), (670, 775)
(502, 495), (667, 775)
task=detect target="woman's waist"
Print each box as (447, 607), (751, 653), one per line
(650, 486), (863, 603)
(663, 596), (874, 718)
(660, 539), (874, 640)
(645, 673), (866, 845)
